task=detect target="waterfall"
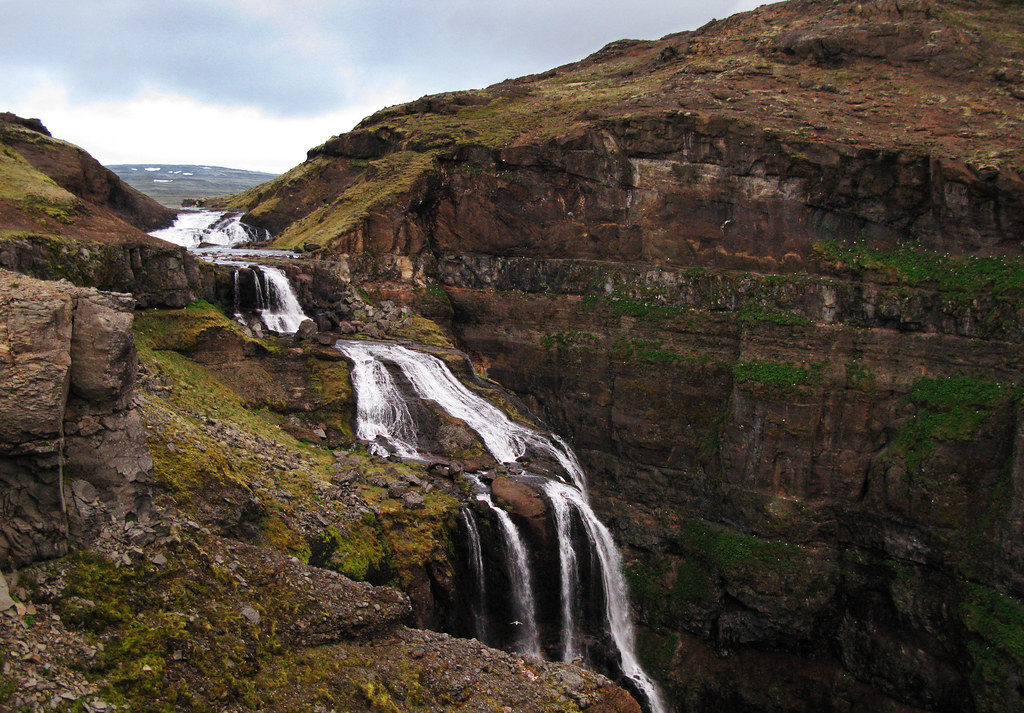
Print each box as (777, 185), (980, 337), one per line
(338, 341), (587, 491)
(150, 209), (262, 248)
(255, 266), (307, 334)
(337, 342), (419, 458)
(542, 481), (668, 713)
(547, 488), (580, 661)
(467, 475), (541, 657)
(460, 508), (489, 642)
(340, 339), (666, 713)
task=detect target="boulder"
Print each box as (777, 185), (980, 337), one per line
(295, 319), (318, 341)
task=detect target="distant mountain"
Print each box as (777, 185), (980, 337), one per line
(106, 164), (278, 208)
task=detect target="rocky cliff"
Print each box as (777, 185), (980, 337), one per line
(0, 268), (153, 569)
(206, 1), (1024, 711)
(0, 113), (200, 306)
(0, 276), (640, 713)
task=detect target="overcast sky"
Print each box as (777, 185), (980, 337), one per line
(2, 0), (768, 173)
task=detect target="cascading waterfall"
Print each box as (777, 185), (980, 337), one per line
(255, 266), (307, 333)
(542, 481), (668, 713)
(340, 341), (588, 491)
(337, 342), (419, 458)
(151, 210), (308, 335)
(340, 339), (667, 713)
(150, 209), (264, 247)
(460, 508), (489, 642)
(466, 474), (541, 657)
(547, 489), (581, 661)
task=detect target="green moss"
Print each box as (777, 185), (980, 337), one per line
(963, 583), (1024, 712)
(815, 240), (1024, 299)
(540, 329), (600, 351)
(732, 359), (826, 394)
(584, 292), (691, 320)
(737, 304), (813, 326)
(681, 517), (812, 582)
(47, 545), (291, 712)
(271, 150), (439, 249)
(845, 361), (877, 393)
(626, 558), (712, 611)
(135, 301), (255, 352)
(318, 515), (394, 584)
(896, 376), (1017, 474)
(0, 652), (17, 703)
(389, 314), (454, 348)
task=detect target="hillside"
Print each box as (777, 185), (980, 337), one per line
(0, 112), (201, 306)
(108, 164), (278, 208)
(4, 0), (1024, 711)
(203, 1), (1024, 712)
(219, 0), (1023, 260)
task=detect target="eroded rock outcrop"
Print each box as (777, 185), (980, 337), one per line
(0, 268), (153, 568)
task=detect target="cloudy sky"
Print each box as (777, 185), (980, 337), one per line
(2, 0), (768, 173)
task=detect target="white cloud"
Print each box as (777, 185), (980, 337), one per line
(11, 80), (409, 173)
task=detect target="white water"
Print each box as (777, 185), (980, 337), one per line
(547, 489), (580, 661)
(337, 341), (587, 491)
(460, 508), (489, 642)
(340, 340), (666, 713)
(543, 481), (668, 713)
(256, 266), (308, 333)
(467, 475), (541, 657)
(338, 342), (419, 458)
(150, 209), (262, 248)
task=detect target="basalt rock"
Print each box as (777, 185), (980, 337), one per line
(0, 268), (153, 569)
(191, 1), (1024, 710)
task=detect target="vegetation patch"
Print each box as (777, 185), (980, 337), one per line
(611, 338), (710, 366)
(815, 241), (1024, 299)
(963, 582), (1024, 712)
(895, 376), (1017, 474)
(732, 359), (827, 394)
(584, 293), (691, 320)
(681, 517), (815, 585)
(135, 300), (255, 352)
(540, 329), (600, 352)
(737, 304), (813, 326)
(272, 150), (439, 249)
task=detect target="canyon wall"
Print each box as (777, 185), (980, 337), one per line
(215, 1), (1024, 710)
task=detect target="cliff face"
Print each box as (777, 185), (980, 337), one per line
(214, 0), (1024, 711)
(0, 113), (200, 306)
(0, 268), (153, 569)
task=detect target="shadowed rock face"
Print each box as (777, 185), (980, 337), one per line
(0, 268), (153, 568)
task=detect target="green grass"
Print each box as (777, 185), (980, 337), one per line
(896, 376), (1017, 473)
(815, 241), (1024, 299)
(269, 150), (440, 249)
(583, 293), (691, 320)
(732, 359), (826, 393)
(135, 300), (255, 352)
(540, 330), (600, 351)
(737, 304), (813, 326)
(963, 582), (1024, 712)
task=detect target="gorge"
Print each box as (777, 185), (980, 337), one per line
(2, 0), (1024, 712)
